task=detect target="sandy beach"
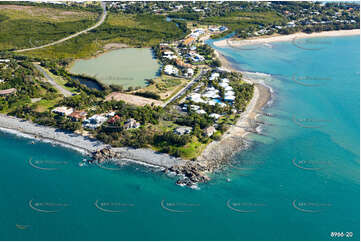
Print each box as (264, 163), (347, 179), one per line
(214, 49), (240, 73)
(214, 29), (360, 48)
(197, 82), (271, 168)
(197, 45), (272, 168)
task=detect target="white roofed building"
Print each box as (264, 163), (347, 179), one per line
(164, 65), (179, 76)
(185, 68), (194, 77)
(209, 72), (220, 81)
(52, 106), (74, 116)
(83, 114), (107, 129)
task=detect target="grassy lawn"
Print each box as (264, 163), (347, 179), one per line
(178, 137), (208, 160)
(139, 75), (188, 101)
(157, 120), (179, 132)
(32, 97), (61, 112)
(42, 68), (77, 93)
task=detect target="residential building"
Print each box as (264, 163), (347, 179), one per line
(203, 126), (216, 137)
(209, 72), (220, 81)
(174, 126), (192, 135)
(164, 65), (179, 76)
(163, 51), (177, 60)
(183, 37), (195, 46)
(68, 110), (87, 121)
(108, 115), (121, 124)
(190, 53), (205, 63)
(210, 113), (221, 120)
(124, 118), (140, 129)
(196, 109), (206, 115)
(224, 94), (235, 102)
(52, 106), (74, 116)
(185, 68), (194, 77)
(83, 114), (107, 129)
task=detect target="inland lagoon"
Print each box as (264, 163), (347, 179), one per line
(69, 48), (160, 88)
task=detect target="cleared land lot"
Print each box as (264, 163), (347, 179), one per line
(106, 92), (163, 106)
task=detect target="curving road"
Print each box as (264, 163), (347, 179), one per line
(34, 64), (73, 97)
(15, 2), (107, 53)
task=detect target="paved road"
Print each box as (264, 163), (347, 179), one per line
(162, 69), (207, 107)
(34, 64), (73, 97)
(15, 2), (107, 53)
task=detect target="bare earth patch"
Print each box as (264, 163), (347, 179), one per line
(106, 92), (163, 106)
(103, 43), (129, 50)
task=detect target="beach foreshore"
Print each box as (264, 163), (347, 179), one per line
(194, 46), (272, 170)
(196, 81), (271, 169)
(0, 114), (185, 168)
(213, 29), (360, 48)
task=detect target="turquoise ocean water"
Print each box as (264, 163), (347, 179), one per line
(0, 35), (359, 241)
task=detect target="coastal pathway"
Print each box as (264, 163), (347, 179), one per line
(15, 2), (107, 53)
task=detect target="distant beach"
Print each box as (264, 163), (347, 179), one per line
(213, 29), (360, 48)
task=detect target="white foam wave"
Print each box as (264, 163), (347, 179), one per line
(0, 127), (88, 155)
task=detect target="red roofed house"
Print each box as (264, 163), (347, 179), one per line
(108, 115), (121, 124)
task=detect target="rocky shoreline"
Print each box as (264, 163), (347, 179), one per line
(170, 82), (271, 187)
(0, 114), (186, 169)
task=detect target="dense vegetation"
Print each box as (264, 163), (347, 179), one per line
(0, 4), (98, 51)
(24, 13), (189, 59)
(109, 1), (359, 39)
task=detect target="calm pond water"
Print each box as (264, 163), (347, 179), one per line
(70, 48), (160, 88)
